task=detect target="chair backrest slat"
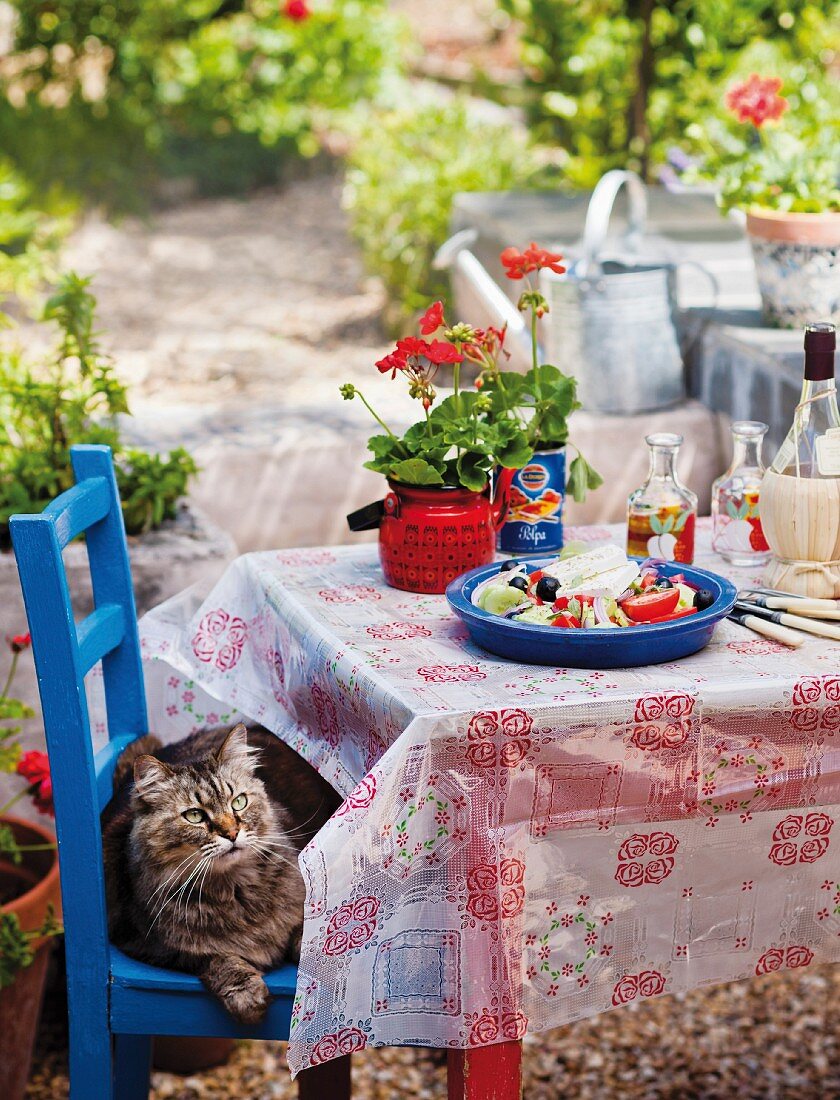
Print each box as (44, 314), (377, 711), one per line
(10, 444), (150, 1002)
(44, 476), (110, 549)
(76, 604), (126, 678)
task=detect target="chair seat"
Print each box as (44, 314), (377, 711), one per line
(109, 946), (299, 1039)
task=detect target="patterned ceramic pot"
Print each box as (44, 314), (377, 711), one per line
(497, 447), (566, 555)
(378, 477), (512, 594)
(746, 209), (840, 329)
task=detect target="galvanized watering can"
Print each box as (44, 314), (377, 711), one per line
(436, 170), (717, 416)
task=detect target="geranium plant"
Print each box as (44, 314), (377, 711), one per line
(689, 73), (840, 214)
(478, 243), (603, 502)
(342, 243), (602, 502)
(341, 302), (533, 493)
(0, 632), (61, 990)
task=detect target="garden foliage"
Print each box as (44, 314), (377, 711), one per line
(1, 0), (401, 206)
(0, 274), (197, 538)
(497, 0), (839, 184)
(344, 99), (542, 325)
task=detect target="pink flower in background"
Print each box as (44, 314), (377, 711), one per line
(725, 74), (788, 127)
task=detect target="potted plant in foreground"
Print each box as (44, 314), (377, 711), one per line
(692, 73), (840, 327)
(0, 633), (61, 1100)
(343, 246), (601, 593)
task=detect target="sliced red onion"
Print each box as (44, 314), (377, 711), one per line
(504, 602), (533, 619)
(592, 596), (615, 626)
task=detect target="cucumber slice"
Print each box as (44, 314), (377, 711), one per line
(481, 586), (530, 616)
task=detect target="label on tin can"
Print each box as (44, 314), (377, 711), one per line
(498, 452), (566, 554)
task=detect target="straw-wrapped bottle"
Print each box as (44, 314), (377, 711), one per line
(760, 322), (840, 597)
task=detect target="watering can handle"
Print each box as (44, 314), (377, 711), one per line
(580, 170), (648, 278)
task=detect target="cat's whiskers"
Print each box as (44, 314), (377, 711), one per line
(146, 854), (214, 936)
(147, 849), (204, 905)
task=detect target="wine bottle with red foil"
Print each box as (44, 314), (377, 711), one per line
(761, 322), (840, 597)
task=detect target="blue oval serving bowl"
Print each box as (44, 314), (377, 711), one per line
(446, 557), (737, 669)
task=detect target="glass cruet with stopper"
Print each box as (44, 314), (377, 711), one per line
(761, 322), (840, 598)
(627, 433), (698, 564)
(711, 421), (770, 567)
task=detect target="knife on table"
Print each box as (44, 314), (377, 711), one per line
(727, 608), (805, 648)
(734, 600), (840, 642)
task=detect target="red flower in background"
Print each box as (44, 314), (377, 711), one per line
(16, 750), (54, 817)
(500, 242), (566, 280)
(283, 0), (311, 21)
(725, 74), (788, 128)
(7, 633), (31, 654)
(419, 300), (445, 335)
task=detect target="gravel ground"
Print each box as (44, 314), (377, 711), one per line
(25, 962), (840, 1098)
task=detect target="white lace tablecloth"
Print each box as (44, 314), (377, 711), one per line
(137, 521), (840, 1076)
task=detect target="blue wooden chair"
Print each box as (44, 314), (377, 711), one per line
(11, 445), (350, 1100)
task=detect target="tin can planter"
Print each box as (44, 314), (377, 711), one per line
(348, 473), (514, 594)
(497, 447), (566, 555)
(746, 209), (840, 328)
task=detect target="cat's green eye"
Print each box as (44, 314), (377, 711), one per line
(183, 808), (204, 825)
(231, 793), (248, 812)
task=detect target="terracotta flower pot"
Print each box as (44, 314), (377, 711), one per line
(746, 208), (840, 328)
(0, 815), (61, 1100)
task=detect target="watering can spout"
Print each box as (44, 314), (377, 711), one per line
(490, 467), (515, 531)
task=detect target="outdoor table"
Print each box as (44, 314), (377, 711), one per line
(135, 519), (840, 1092)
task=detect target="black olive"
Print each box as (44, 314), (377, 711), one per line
(499, 560), (519, 573)
(657, 578), (674, 589)
(693, 588), (715, 611)
(509, 575), (529, 592)
(535, 576), (560, 601)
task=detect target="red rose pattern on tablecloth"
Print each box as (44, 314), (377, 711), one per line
(417, 664), (488, 684)
(191, 609), (248, 671)
(755, 944), (814, 975)
(336, 773), (377, 817)
(615, 832), (679, 888)
(276, 549), (337, 567)
(323, 896), (381, 956)
(465, 709), (534, 770)
(310, 683), (340, 748)
(629, 691), (695, 751)
(465, 858), (526, 924)
(310, 1026), (368, 1063)
(611, 969), (666, 1006)
(318, 584), (381, 603)
(726, 638), (788, 655)
(769, 813), (833, 866)
(366, 622), (433, 641)
(789, 676), (840, 735)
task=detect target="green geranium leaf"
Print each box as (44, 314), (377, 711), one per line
(388, 458), (446, 486)
(567, 453), (604, 504)
(456, 451), (491, 492)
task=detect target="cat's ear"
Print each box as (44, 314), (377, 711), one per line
(133, 755), (174, 804)
(215, 723), (256, 769)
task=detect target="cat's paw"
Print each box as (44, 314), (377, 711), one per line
(223, 973), (271, 1026)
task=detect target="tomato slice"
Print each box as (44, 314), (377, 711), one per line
(552, 596), (570, 611)
(645, 607), (699, 623)
(529, 570), (544, 585)
(640, 572), (658, 589)
(620, 587), (680, 622)
(552, 612), (579, 628)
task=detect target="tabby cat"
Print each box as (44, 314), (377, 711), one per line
(102, 723), (340, 1024)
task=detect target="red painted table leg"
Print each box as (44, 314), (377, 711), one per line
(447, 1040), (522, 1100)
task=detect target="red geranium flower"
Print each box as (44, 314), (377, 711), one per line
(500, 242), (566, 280)
(7, 632), (31, 654)
(16, 750), (54, 817)
(419, 300), (445, 335)
(425, 340), (462, 365)
(283, 0), (311, 21)
(725, 74), (788, 128)
(395, 336), (431, 360)
(375, 350), (408, 379)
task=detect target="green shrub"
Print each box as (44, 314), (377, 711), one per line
(496, 0), (839, 184)
(2, 0), (402, 207)
(344, 98), (542, 325)
(0, 273), (197, 538)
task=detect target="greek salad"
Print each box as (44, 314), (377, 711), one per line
(471, 543), (716, 628)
